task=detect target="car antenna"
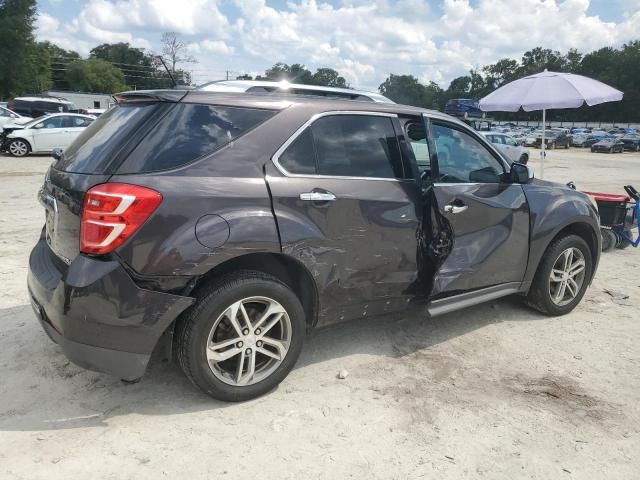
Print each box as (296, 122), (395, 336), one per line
(156, 56), (177, 88)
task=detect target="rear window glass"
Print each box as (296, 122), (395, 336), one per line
(119, 104), (276, 173)
(56, 104), (158, 173)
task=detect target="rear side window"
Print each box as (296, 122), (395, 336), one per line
(57, 104), (158, 173)
(119, 104), (276, 173)
(277, 114), (404, 179)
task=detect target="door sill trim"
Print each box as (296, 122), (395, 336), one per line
(427, 282), (522, 317)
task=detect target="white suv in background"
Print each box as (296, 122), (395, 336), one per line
(481, 131), (530, 164)
(4, 113), (94, 157)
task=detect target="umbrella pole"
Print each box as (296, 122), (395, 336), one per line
(540, 108), (546, 179)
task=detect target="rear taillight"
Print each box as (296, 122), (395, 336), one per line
(80, 183), (162, 255)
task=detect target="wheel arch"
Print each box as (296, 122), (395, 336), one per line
(524, 220), (600, 291)
(8, 137), (32, 153)
(188, 252), (319, 330)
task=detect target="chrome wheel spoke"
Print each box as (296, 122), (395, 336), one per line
(253, 302), (286, 331)
(550, 268), (564, 282)
(239, 303), (252, 329)
(224, 301), (244, 337)
(568, 260), (585, 277)
(256, 346), (281, 361)
(238, 351), (256, 385)
(260, 337), (288, 358)
(553, 281), (567, 303)
(235, 351), (246, 383)
(207, 344), (242, 362)
(566, 278), (579, 297)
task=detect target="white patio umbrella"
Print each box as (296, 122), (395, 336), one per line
(479, 70), (623, 178)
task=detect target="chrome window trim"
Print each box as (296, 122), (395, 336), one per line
(271, 110), (403, 181)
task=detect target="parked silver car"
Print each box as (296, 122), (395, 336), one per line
(481, 132), (530, 164)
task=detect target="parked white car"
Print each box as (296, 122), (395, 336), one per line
(481, 132), (530, 164)
(5, 113), (94, 157)
(0, 106), (32, 128)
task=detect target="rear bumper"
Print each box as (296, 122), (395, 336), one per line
(28, 235), (195, 380)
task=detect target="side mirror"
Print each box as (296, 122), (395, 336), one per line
(510, 162), (534, 184)
(51, 148), (64, 161)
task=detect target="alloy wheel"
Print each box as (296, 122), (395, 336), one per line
(9, 140), (28, 157)
(548, 247), (586, 307)
(205, 296), (292, 386)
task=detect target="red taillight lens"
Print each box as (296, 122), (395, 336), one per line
(80, 183), (162, 255)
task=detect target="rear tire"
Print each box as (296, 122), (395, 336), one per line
(175, 271), (306, 402)
(526, 234), (593, 316)
(519, 154), (528, 165)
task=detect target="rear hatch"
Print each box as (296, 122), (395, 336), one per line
(40, 93), (182, 263)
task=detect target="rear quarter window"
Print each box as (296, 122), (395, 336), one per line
(118, 104), (276, 173)
(56, 103), (159, 173)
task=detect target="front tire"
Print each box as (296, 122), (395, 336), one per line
(175, 271), (306, 402)
(8, 139), (30, 157)
(526, 235), (593, 316)
(519, 154), (528, 165)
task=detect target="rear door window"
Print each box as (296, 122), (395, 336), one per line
(312, 115), (403, 178)
(118, 104), (276, 173)
(276, 114), (404, 179)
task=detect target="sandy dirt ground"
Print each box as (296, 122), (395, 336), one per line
(0, 149), (639, 480)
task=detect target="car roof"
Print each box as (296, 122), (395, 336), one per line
(196, 80), (394, 104)
(114, 89), (481, 130)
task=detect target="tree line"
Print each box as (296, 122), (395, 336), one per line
(1, 0), (638, 121)
(378, 43), (640, 122)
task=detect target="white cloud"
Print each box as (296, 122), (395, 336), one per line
(35, 0), (640, 90)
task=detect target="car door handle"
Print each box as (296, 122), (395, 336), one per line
(444, 204), (468, 214)
(300, 192), (336, 202)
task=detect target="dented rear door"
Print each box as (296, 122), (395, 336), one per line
(265, 112), (422, 322)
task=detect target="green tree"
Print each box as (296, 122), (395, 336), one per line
(90, 42), (167, 89)
(311, 68), (348, 87)
(65, 58), (127, 93)
(22, 41), (52, 93)
(41, 41), (80, 90)
(379, 74), (426, 106)
(483, 58), (518, 89)
(0, 0), (37, 99)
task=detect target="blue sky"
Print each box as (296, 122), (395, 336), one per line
(36, 0), (640, 89)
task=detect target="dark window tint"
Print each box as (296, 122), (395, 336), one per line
(312, 115), (403, 178)
(432, 123), (504, 183)
(120, 104), (276, 173)
(278, 127), (316, 174)
(57, 104), (158, 173)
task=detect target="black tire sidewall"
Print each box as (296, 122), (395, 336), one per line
(179, 274), (306, 401)
(601, 229), (617, 252)
(528, 234), (593, 316)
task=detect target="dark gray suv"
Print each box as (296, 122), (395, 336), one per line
(28, 89), (601, 401)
